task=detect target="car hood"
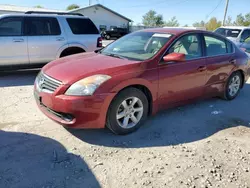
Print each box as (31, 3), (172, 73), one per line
(42, 52), (141, 84)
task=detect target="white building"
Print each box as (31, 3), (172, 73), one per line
(0, 4), (132, 32)
(69, 4), (132, 32)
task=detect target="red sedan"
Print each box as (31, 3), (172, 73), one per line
(34, 28), (250, 135)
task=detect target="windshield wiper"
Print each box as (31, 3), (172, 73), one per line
(104, 53), (128, 60)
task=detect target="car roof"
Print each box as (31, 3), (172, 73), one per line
(139, 27), (209, 35)
(219, 26), (250, 30)
(0, 13), (89, 19)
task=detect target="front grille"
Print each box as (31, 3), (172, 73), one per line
(36, 72), (62, 93)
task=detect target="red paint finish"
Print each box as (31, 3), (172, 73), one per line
(158, 57), (207, 110)
(35, 28), (250, 129)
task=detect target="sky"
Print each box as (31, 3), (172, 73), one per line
(1, 0), (250, 25)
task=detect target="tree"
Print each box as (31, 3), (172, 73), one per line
(225, 16), (233, 26)
(34, 5), (44, 8)
(66, 4), (80, 11)
(183, 24), (189, 27)
(164, 16), (179, 27)
(193, 21), (205, 27)
(205, 17), (221, 31)
(244, 13), (250, 26)
(234, 14), (246, 26)
(142, 10), (164, 27)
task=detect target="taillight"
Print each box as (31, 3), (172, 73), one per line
(97, 37), (102, 48)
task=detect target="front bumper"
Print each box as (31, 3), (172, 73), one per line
(34, 87), (116, 129)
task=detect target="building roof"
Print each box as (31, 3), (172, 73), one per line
(0, 4), (63, 13)
(69, 4), (132, 22)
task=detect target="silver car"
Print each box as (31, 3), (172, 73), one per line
(0, 12), (102, 70)
(214, 26), (250, 53)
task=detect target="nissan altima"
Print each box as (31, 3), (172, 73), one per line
(34, 28), (250, 135)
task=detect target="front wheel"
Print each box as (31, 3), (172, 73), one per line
(223, 71), (243, 100)
(106, 88), (149, 135)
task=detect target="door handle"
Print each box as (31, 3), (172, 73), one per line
(56, 37), (65, 41)
(229, 59), (236, 64)
(13, 38), (24, 42)
(197, 66), (207, 72)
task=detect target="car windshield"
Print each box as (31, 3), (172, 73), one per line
(214, 28), (242, 38)
(100, 32), (173, 61)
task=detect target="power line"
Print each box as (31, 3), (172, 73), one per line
(205, 0), (223, 19)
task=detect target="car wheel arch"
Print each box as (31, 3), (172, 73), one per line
(229, 69), (245, 87)
(59, 47), (86, 58)
(108, 80), (156, 116)
(117, 84), (153, 116)
(56, 44), (87, 59)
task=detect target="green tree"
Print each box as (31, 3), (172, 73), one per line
(142, 10), (164, 27)
(225, 16), (233, 26)
(66, 4), (80, 11)
(205, 17), (221, 31)
(193, 21), (205, 27)
(164, 16), (179, 27)
(244, 13), (250, 26)
(34, 5), (44, 8)
(233, 13), (250, 26)
(234, 14), (246, 26)
(183, 24), (189, 27)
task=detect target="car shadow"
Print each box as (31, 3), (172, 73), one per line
(0, 130), (100, 188)
(68, 83), (250, 148)
(0, 69), (39, 87)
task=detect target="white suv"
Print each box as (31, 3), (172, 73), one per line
(0, 11), (102, 70)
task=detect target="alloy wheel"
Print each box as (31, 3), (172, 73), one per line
(228, 75), (241, 97)
(116, 97), (143, 129)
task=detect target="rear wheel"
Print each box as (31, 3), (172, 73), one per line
(105, 34), (111, 40)
(106, 88), (148, 135)
(223, 71), (242, 100)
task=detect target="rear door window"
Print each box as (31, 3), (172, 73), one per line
(0, 17), (23, 36)
(25, 17), (61, 36)
(66, 18), (99, 34)
(204, 35), (230, 56)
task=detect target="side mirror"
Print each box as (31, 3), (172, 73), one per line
(163, 52), (186, 63)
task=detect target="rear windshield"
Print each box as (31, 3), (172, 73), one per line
(214, 28), (242, 38)
(66, 18), (99, 35)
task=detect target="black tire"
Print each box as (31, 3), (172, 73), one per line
(223, 71), (243, 100)
(106, 88), (149, 135)
(105, 35), (111, 40)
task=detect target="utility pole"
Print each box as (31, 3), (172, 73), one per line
(222, 0), (229, 26)
(89, 0), (91, 6)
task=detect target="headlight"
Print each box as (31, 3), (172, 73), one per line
(65, 75), (111, 96)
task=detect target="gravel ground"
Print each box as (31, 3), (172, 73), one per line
(0, 70), (250, 188)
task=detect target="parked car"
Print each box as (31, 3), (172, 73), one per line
(0, 11), (102, 71)
(214, 26), (250, 53)
(101, 27), (128, 40)
(34, 28), (250, 135)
